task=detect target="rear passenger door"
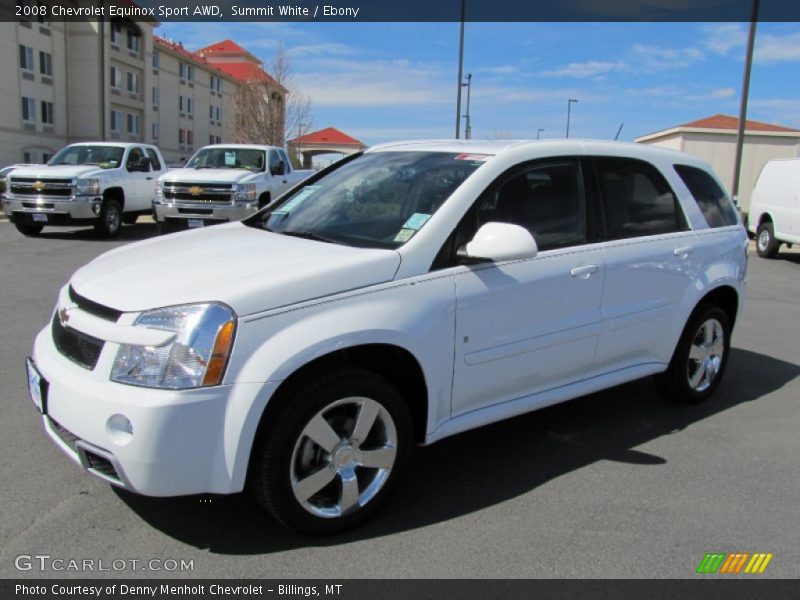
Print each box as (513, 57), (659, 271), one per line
(591, 157), (696, 374)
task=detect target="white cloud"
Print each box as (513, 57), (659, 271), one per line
(710, 87), (736, 98)
(288, 43), (355, 58)
(539, 60), (627, 78)
(756, 32), (800, 63)
(631, 44), (704, 71)
(475, 65), (518, 76)
(702, 24), (747, 56)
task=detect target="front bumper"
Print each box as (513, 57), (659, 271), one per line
(4, 195), (101, 225)
(31, 324), (270, 496)
(153, 201), (256, 228)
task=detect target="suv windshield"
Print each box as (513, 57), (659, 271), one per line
(49, 145), (124, 169)
(247, 151), (486, 249)
(186, 148), (266, 171)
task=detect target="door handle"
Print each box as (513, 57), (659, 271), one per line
(673, 246), (694, 258)
(570, 264), (599, 278)
(146, 177), (153, 180)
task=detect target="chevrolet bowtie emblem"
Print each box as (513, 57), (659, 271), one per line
(189, 186), (203, 196)
(59, 307), (70, 326)
(32, 181), (45, 192)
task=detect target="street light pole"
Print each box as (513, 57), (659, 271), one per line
(566, 98), (578, 138)
(462, 73), (472, 139)
(537, 128), (544, 140)
(455, 0), (466, 139)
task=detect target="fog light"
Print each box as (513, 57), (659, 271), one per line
(106, 414), (133, 446)
(92, 203), (102, 215)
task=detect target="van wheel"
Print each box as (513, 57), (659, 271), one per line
(95, 200), (122, 238)
(15, 222), (43, 236)
(756, 222), (779, 258)
(655, 305), (731, 404)
(249, 367), (412, 534)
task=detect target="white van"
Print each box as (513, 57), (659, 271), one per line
(748, 157), (800, 258)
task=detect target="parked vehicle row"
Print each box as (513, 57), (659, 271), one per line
(1, 142), (313, 237)
(747, 157), (800, 258)
(26, 139), (747, 533)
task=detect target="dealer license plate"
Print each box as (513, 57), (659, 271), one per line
(26, 358), (47, 414)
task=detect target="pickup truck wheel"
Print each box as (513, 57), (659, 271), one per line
(655, 305), (731, 404)
(95, 200), (122, 238)
(250, 367), (412, 534)
(756, 222), (779, 258)
(15, 222), (43, 236)
(122, 214), (138, 225)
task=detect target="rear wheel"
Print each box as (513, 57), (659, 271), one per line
(756, 221), (779, 258)
(655, 305), (731, 404)
(249, 367), (412, 534)
(14, 222), (43, 236)
(95, 199), (122, 238)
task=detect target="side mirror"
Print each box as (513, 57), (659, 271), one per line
(457, 222), (538, 264)
(271, 161), (286, 176)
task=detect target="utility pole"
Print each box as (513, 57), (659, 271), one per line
(455, 0), (466, 139)
(732, 0), (760, 208)
(614, 123), (624, 141)
(537, 128), (544, 140)
(566, 98), (578, 138)
(462, 73), (472, 139)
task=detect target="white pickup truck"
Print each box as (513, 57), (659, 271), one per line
(153, 144), (313, 232)
(3, 142), (166, 237)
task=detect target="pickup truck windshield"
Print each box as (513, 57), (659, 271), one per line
(247, 151), (486, 249)
(186, 148), (266, 172)
(49, 146), (125, 169)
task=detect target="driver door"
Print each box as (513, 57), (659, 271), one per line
(124, 146), (150, 210)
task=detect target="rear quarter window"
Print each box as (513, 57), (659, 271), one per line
(674, 164), (738, 228)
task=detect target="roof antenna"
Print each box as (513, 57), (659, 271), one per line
(614, 123), (624, 141)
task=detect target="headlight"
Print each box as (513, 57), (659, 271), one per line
(233, 183), (257, 203)
(111, 303), (236, 389)
(75, 178), (100, 196)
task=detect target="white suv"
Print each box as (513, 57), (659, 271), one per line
(26, 140), (747, 533)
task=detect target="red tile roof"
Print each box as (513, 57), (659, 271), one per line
(210, 62), (284, 91)
(152, 36), (234, 81)
(680, 114), (800, 133)
(290, 127), (366, 146)
(196, 39), (249, 56)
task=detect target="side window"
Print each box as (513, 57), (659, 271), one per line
(595, 157), (681, 240)
(279, 150), (291, 172)
(145, 148), (162, 172)
(126, 147), (145, 171)
(269, 149), (281, 169)
(674, 164), (738, 227)
(474, 160), (587, 252)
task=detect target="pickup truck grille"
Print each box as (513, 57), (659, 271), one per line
(9, 177), (74, 197)
(163, 182), (233, 205)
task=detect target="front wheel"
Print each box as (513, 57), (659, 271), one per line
(655, 305), (731, 404)
(756, 221), (779, 258)
(95, 199), (122, 238)
(249, 367), (412, 534)
(15, 222), (43, 236)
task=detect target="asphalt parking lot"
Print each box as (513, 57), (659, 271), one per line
(0, 219), (798, 579)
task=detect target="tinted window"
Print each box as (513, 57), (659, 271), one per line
(596, 157), (680, 240)
(475, 160), (586, 251)
(126, 147), (145, 170)
(146, 148), (162, 171)
(674, 164), (738, 227)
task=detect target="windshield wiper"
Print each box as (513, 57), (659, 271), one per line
(279, 230), (336, 244)
(193, 165), (217, 169)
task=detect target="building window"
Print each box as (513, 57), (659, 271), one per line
(110, 23), (122, 46)
(179, 128), (185, 144)
(187, 130), (193, 146)
(127, 30), (140, 53)
(215, 106), (221, 121)
(127, 72), (139, 94)
(186, 98), (193, 115)
(19, 45), (34, 71)
(41, 101), (54, 125)
(209, 135), (215, 145)
(152, 86), (159, 105)
(23, 151), (32, 163)
(179, 62), (195, 81)
(42, 153), (52, 163)
(209, 105), (214, 120)
(210, 75), (223, 92)
(21, 97), (36, 122)
(152, 51), (159, 69)
(216, 136), (221, 144)
(110, 109), (121, 132)
(127, 113), (139, 135)
(110, 66), (122, 89)
(152, 122), (159, 140)
(179, 95), (184, 112)
(39, 51), (52, 76)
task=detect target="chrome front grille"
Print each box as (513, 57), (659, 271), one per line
(10, 177), (74, 197)
(163, 182), (233, 205)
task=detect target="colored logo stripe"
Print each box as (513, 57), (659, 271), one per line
(696, 552), (773, 574)
(744, 553), (773, 574)
(697, 553), (726, 574)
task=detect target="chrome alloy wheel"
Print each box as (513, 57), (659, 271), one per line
(106, 205), (121, 234)
(687, 318), (725, 392)
(290, 396), (398, 518)
(757, 228), (770, 253)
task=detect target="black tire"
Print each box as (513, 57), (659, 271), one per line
(756, 221), (780, 258)
(155, 220), (172, 235)
(122, 213), (138, 225)
(95, 199), (122, 238)
(258, 193), (271, 209)
(655, 305), (731, 404)
(249, 367), (412, 534)
(15, 222), (43, 236)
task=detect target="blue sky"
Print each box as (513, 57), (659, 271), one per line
(159, 21), (800, 145)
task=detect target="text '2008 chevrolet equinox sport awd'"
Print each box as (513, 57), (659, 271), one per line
(26, 139), (747, 533)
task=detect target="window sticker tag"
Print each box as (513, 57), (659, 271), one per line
(224, 151), (236, 166)
(273, 186), (320, 215)
(394, 228), (416, 243)
(402, 212), (431, 230)
(455, 153), (491, 162)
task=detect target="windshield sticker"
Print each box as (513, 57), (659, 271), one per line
(224, 151), (236, 167)
(272, 186), (320, 215)
(455, 153), (491, 162)
(402, 213), (431, 230)
(394, 228), (416, 243)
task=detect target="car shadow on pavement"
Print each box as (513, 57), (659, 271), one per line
(114, 347), (799, 553)
(34, 223), (159, 242)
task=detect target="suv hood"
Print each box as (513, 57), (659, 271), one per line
(9, 165), (107, 180)
(160, 168), (258, 185)
(69, 223), (402, 316)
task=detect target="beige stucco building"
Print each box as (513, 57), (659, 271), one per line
(1, 13), (285, 166)
(636, 114), (800, 212)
